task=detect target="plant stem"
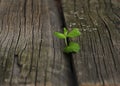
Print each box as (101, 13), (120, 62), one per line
(65, 38), (68, 46)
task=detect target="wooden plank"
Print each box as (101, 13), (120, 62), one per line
(0, 0), (74, 86)
(62, 0), (120, 86)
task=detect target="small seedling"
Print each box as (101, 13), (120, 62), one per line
(54, 27), (81, 53)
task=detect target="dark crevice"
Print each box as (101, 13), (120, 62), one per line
(23, 0), (27, 36)
(54, 0), (78, 86)
(54, 0), (66, 28)
(29, 0), (34, 75)
(69, 54), (79, 86)
(9, 36), (16, 86)
(35, 0), (43, 85)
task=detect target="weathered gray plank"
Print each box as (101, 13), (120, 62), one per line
(63, 0), (120, 85)
(0, 0), (73, 86)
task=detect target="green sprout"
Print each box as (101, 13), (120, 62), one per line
(54, 27), (81, 53)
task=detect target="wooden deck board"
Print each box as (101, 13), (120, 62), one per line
(63, 0), (120, 85)
(0, 0), (73, 86)
(0, 0), (120, 86)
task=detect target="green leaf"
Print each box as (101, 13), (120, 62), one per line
(64, 28), (68, 36)
(54, 32), (66, 39)
(64, 42), (80, 53)
(67, 28), (81, 38)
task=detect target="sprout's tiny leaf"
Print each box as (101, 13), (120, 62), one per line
(64, 42), (80, 53)
(54, 32), (66, 39)
(67, 28), (81, 38)
(64, 28), (68, 36)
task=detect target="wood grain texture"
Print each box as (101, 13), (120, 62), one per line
(0, 0), (74, 86)
(62, 0), (120, 86)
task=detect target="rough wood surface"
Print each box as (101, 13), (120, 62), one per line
(0, 0), (120, 86)
(0, 0), (74, 86)
(63, 0), (120, 86)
